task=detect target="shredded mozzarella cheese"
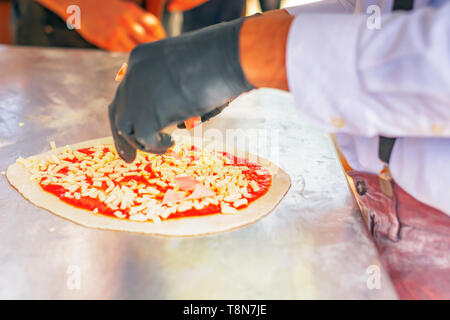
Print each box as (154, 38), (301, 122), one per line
(17, 141), (270, 222)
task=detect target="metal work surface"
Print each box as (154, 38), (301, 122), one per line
(0, 46), (397, 299)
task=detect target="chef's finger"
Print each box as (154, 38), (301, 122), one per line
(124, 16), (157, 44)
(115, 27), (139, 52)
(118, 36), (138, 52)
(129, 23), (149, 43)
(140, 13), (166, 40)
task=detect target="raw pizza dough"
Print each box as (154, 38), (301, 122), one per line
(7, 136), (291, 236)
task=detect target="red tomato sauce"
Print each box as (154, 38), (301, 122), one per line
(41, 183), (127, 218)
(164, 204), (221, 220)
(77, 148), (95, 155)
(220, 152), (272, 203)
(39, 148), (272, 221)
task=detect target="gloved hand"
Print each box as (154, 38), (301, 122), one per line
(176, 104), (228, 129)
(109, 16), (256, 163)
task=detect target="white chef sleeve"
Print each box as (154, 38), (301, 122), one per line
(286, 2), (450, 137)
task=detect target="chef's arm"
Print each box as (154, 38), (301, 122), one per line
(240, 10), (294, 91)
(240, 0), (359, 90)
(239, 0), (356, 91)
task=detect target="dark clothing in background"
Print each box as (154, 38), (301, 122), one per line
(259, 0), (281, 12)
(181, 0), (281, 33)
(182, 0), (245, 32)
(11, 0), (95, 48)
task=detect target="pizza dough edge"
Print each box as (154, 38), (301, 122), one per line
(6, 136), (291, 237)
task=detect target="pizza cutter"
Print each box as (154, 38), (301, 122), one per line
(115, 63), (201, 130)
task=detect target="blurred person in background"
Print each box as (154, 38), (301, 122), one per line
(10, 0), (248, 52)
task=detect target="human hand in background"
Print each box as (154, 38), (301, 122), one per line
(36, 0), (166, 52)
(166, 0), (210, 12)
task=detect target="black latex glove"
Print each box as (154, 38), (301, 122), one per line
(109, 16), (255, 163)
(176, 103), (228, 129)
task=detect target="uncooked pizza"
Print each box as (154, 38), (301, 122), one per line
(7, 136), (290, 236)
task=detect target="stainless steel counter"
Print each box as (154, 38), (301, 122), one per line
(0, 45), (397, 299)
